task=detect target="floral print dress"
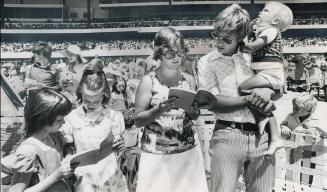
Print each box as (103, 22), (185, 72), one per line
(136, 71), (208, 192)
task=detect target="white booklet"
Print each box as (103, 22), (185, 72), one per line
(168, 88), (217, 111)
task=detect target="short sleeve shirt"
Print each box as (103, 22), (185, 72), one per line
(199, 50), (256, 123)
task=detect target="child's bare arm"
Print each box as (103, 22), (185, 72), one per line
(207, 95), (249, 113)
(242, 38), (266, 53)
(239, 74), (273, 91)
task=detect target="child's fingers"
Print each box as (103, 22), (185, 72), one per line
(263, 101), (274, 114)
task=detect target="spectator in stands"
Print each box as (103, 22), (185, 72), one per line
(293, 55), (308, 81)
(57, 59), (67, 71)
(134, 27), (208, 192)
(9, 66), (18, 78)
(59, 45), (87, 100)
(19, 62), (27, 81)
(109, 77), (128, 112)
(24, 42), (61, 94)
(63, 45), (87, 73)
(1, 67), (9, 78)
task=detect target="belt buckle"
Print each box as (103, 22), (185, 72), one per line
(239, 123), (246, 132)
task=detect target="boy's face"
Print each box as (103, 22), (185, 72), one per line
(213, 32), (239, 56)
(256, 4), (279, 27)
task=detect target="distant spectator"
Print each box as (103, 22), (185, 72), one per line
(63, 45), (87, 73)
(1, 67), (9, 78)
(20, 62), (27, 80)
(24, 42), (61, 93)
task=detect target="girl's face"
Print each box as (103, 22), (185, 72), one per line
(82, 93), (103, 112)
(212, 32), (239, 56)
(48, 115), (65, 133)
(161, 43), (184, 69)
(67, 51), (78, 63)
(116, 81), (126, 93)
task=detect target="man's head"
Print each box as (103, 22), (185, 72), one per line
(212, 4), (250, 56)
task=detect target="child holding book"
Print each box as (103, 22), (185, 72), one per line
(7, 88), (73, 192)
(198, 4), (279, 192)
(239, 1), (293, 155)
(60, 60), (128, 192)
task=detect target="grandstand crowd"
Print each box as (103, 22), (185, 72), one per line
(3, 15), (327, 29)
(2, 37), (327, 53)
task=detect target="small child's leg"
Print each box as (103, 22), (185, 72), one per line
(265, 116), (283, 156)
(249, 109), (269, 135)
(239, 74), (273, 94)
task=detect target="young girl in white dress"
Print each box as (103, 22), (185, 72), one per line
(60, 59), (128, 192)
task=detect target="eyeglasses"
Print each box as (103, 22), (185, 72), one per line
(211, 32), (234, 44)
(162, 49), (184, 60)
(83, 68), (104, 75)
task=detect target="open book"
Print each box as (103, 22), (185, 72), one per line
(70, 131), (114, 167)
(168, 88), (217, 111)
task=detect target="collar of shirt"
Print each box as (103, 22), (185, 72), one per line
(208, 50), (250, 67)
(34, 62), (52, 71)
(77, 105), (106, 125)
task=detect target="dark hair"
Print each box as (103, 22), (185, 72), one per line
(24, 88), (72, 137)
(32, 41), (52, 60)
(153, 27), (188, 61)
(76, 59), (111, 105)
(112, 77), (128, 108)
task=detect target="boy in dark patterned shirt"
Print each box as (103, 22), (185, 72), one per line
(240, 1), (293, 155)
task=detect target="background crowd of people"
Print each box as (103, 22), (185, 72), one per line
(3, 15), (327, 29)
(2, 36), (327, 53)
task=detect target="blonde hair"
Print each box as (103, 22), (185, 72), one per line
(212, 4), (250, 41)
(265, 1), (293, 32)
(292, 93), (317, 114)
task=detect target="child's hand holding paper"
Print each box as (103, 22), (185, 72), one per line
(70, 131), (114, 167)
